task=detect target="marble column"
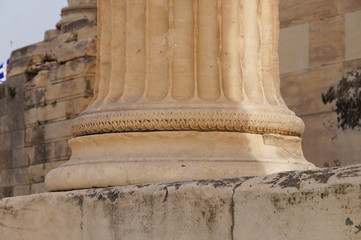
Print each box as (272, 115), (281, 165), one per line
(46, 0), (314, 191)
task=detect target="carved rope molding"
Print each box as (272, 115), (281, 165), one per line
(71, 110), (305, 137)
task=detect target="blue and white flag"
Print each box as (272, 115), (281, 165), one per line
(0, 58), (9, 84)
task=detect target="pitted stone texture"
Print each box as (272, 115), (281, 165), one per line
(3, 165), (361, 240)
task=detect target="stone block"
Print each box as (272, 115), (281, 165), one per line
(11, 131), (24, 150)
(77, 25), (97, 40)
(279, 24), (309, 74)
(280, 0), (338, 28)
(0, 115), (18, 134)
(0, 187), (13, 199)
(0, 113), (25, 134)
(309, 15), (345, 67)
(45, 77), (93, 102)
(53, 38), (97, 63)
(345, 10), (361, 61)
(302, 111), (361, 168)
(0, 84), (5, 99)
(7, 42), (50, 78)
(30, 183), (46, 194)
(43, 120), (72, 141)
(24, 88), (46, 108)
(44, 29), (60, 42)
(28, 140), (71, 165)
(65, 97), (92, 119)
(281, 63), (344, 116)
(339, 0), (361, 14)
(61, 19), (96, 34)
(1, 75), (26, 116)
(0, 130), (23, 152)
(47, 57), (96, 84)
(1, 165), (361, 239)
(28, 161), (67, 184)
(233, 165), (361, 239)
(0, 151), (12, 170)
(68, 0), (96, 7)
(24, 107), (39, 126)
(25, 70), (49, 90)
(0, 168), (29, 188)
(25, 126), (45, 147)
(12, 148), (29, 168)
(0, 133), (12, 151)
(13, 185), (30, 197)
(37, 101), (67, 123)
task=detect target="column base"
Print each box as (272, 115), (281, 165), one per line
(45, 131), (315, 191)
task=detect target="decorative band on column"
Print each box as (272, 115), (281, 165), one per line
(71, 109), (304, 137)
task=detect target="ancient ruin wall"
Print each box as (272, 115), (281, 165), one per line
(279, 0), (361, 168)
(0, 0), (97, 198)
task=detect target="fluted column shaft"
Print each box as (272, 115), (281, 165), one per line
(71, 0), (303, 137)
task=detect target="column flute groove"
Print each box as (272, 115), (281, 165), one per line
(221, 0), (243, 102)
(197, 0), (221, 101)
(242, 0), (264, 104)
(145, 0), (170, 101)
(93, 0), (112, 106)
(105, 0), (127, 104)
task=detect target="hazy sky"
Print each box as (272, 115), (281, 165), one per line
(0, 0), (67, 62)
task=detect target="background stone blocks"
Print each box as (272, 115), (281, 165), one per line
(0, 6), (97, 198)
(279, 0), (361, 168)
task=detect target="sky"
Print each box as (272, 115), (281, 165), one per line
(0, 0), (67, 63)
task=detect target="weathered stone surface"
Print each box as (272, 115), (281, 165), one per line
(12, 185), (30, 197)
(52, 38), (96, 63)
(0, 168), (29, 188)
(279, 0), (338, 28)
(279, 23), (309, 73)
(345, 10), (361, 61)
(2, 165), (361, 239)
(27, 140), (71, 165)
(281, 63), (344, 116)
(12, 148), (28, 168)
(340, 0), (361, 14)
(45, 77), (93, 101)
(0, 151), (12, 170)
(0, 0), (97, 199)
(43, 120), (72, 141)
(30, 183), (46, 194)
(29, 162), (66, 184)
(309, 15), (345, 67)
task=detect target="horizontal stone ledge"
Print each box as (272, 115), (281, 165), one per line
(1, 164), (361, 240)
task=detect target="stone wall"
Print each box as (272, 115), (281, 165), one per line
(279, 0), (361, 168)
(1, 165), (361, 239)
(0, 1), (97, 198)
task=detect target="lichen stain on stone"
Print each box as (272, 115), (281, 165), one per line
(162, 186), (169, 203)
(271, 195), (285, 211)
(336, 165), (361, 179)
(333, 184), (352, 195)
(264, 169), (336, 189)
(85, 188), (125, 203)
(196, 177), (254, 189)
(0, 205), (18, 218)
(346, 217), (354, 226)
(136, 183), (151, 189)
(355, 224), (361, 234)
(320, 191), (329, 199)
